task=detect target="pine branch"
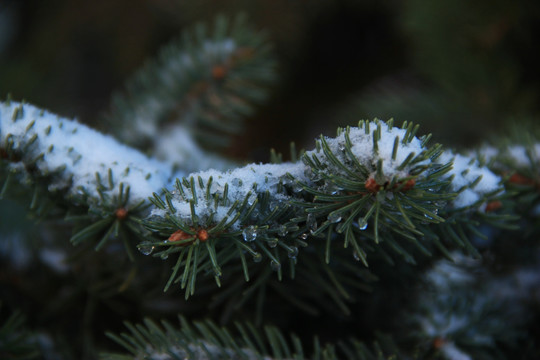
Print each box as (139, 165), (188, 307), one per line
(143, 119), (505, 297)
(106, 14), (277, 169)
(102, 316), (412, 360)
(407, 252), (533, 360)
(0, 100), (510, 303)
(0, 100), (174, 251)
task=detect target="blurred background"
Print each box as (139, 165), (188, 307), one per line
(2, 0), (540, 160)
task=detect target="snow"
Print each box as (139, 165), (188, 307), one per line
(507, 145), (530, 167)
(156, 162), (308, 230)
(505, 144), (540, 167)
(436, 150), (502, 209)
(425, 252), (479, 290)
(0, 232), (32, 270)
(305, 121), (429, 181)
(440, 342), (472, 360)
(0, 101), (174, 205)
(420, 311), (470, 338)
(472, 145), (498, 164)
(143, 341), (272, 360)
(39, 248), (69, 273)
(153, 124), (233, 173)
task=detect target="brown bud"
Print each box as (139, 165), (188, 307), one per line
(484, 200), (502, 212)
(211, 65), (227, 80)
(115, 208), (128, 220)
(197, 229), (209, 242)
(433, 337), (447, 349)
(508, 173), (535, 186)
(365, 178), (380, 193)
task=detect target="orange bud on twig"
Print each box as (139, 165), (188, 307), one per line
(485, 200), (503, 212)
(365, 178), (380, 193)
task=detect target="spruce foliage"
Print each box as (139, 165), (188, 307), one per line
(1, 8), (540, 360)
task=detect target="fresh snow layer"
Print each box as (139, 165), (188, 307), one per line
(153, 162), (307, 230)
(0, 101), (174, 205)
(440, 342), (472, 360)
(154, 124), (234, 173)
(306, 121), (428, 180)
(437, 151), (501, 208)
(506, 144), (540, 167)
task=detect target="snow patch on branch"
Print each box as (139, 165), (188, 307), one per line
(505, 144), (540, 167)
(437, 151), (502, 209)
(154, 124), (234, 173)
(0, 101), (174, 205)
(307, 121), (429, 180)
(154, 162), (308, 230)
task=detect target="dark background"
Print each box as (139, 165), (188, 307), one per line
(1, 0), (540, 158)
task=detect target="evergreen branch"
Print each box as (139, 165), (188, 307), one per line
(0, 100), (174, 207)
(142, 119), (508, 296)
(106, 14), (277, 168)
(1, 100), (509, 299)
(409, 253), (530, 360)
(102, 316), (412, 360)
(0, 100), (174, 251)
(435, 150), (504, 210)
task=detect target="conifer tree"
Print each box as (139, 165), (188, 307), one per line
(1, 7), (540, 360)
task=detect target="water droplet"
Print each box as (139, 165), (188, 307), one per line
(232, 178), (243, 187)
(353, 251), (361, 261)
(424, 209), (438, 220)
(307, 214), (318, 233)
(358, 219), (368, 230)
(252, 253), (262, 263)
(267, 239), (278, 248)
(299, 233), (308, 240)
(327, 212), (342, 223)
(278, 225), (288, 237)
(242, 226), (258, 242)
(288, 246), (299, 259)
(270, 260), (281, 271)
(160, 253), (169, 260)
(434, 200), (446, 208)
(138, 242), (155, 256)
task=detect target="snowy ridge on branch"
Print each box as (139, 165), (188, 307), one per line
(151, 120), (443, 236)
(505, 144), (540, 167)
(151, 162), (308, 230)
(154, 123), (235, 173)
(0, 101), (175, 205)
(436, 150), (502, 209)
(306, 121), (429, 181)
(475, 143), (540, 170)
